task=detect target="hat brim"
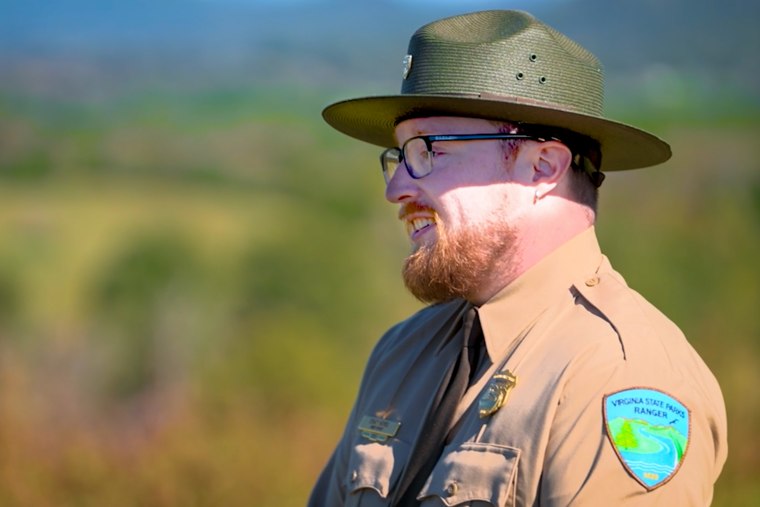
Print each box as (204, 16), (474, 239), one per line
(323, 94), (671, 172)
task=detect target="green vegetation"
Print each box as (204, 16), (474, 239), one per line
(611, 419), (639, 450)
(0, 86), (758, 506)
(609, 418), (687, 460)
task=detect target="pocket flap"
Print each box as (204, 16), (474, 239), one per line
(346, 440), (410, 500)
(419, 442), (520, 506)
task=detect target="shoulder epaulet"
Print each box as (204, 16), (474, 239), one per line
(572, 271), (666, 362)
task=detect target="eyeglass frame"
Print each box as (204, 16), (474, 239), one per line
(379, 133), (556, 184)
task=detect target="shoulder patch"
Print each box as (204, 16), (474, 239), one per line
(603, 388), (690, 490)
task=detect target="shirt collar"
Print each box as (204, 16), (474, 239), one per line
(478, 226), (603, 362)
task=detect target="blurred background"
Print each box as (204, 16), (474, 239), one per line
(0, 0), (757, 505)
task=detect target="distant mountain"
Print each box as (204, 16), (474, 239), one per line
(0, 0), (757, 105)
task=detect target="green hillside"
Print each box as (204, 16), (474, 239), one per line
(0, 84), (757, 505)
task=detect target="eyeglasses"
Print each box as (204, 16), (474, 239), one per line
(379, 133), (549, 184)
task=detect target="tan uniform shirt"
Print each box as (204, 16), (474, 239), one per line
(309, 227), (727, 506)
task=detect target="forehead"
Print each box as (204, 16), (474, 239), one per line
(394, 116), (500, 142)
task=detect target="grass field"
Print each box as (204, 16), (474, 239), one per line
(0, 89), (758, 505)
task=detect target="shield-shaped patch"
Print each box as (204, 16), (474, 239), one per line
(603, 388), (690, 490)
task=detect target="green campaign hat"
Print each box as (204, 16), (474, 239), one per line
(322, 10), (671, 172)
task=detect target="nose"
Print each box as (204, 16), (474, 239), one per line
(384, 162), (419, 204)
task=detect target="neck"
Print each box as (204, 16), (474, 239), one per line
(469, 200), (594, 305)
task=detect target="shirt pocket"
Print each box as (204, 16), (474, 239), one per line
(345, 440), (411, 507)
(418, 442), (520, 507)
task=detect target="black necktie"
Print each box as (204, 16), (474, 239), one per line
(393, 307), (483, 506)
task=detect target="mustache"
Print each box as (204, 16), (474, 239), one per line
(398, 202), (435, 220)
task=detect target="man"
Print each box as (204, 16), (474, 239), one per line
(310, 10), (727, 506)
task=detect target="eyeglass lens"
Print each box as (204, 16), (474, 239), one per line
(381, 149), (401, 184)
(382, 137), (434, 183)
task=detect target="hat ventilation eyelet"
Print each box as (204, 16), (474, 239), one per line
(516, 72), (524, 80)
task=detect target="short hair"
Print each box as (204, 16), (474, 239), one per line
(567, 154), (600, 212)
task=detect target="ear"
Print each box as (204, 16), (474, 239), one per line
(531, 141), (573, 197)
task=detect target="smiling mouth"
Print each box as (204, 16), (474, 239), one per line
(402, 216), (437, 242)
(408, 217), (434, 235)
(400, 203), (437, 240)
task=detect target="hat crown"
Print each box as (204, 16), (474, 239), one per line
(402, 10), (604, 117)
(321, 9), (671, 171)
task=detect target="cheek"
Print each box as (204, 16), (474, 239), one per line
(443, 187), (511, 225)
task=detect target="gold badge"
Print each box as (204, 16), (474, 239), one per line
(358, 415), (401, 443)
(479, 370), (517, 418)
(402, 54), (413, 80)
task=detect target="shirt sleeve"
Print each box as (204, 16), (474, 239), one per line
(308, 446), (344, 507)
(538, 336), (724, 506)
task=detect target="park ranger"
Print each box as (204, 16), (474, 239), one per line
(309, 10), (727, 506)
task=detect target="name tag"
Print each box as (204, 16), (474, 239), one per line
(358, 415), (401, 442)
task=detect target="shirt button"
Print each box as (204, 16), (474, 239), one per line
(585, 276), (600, 287)
(350, 470), (358, 482)
(445, 482), (459, 496)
